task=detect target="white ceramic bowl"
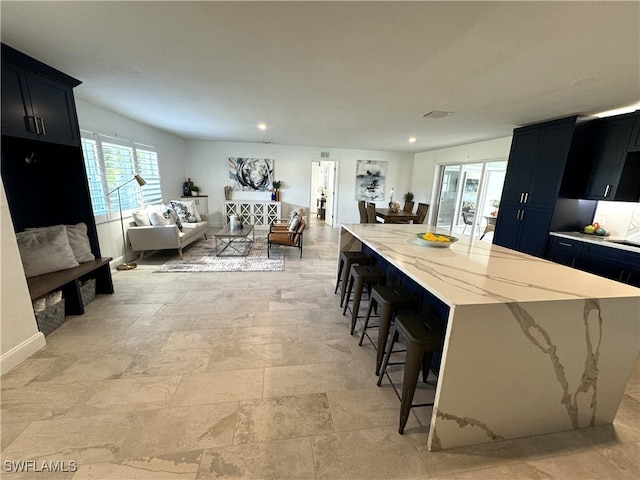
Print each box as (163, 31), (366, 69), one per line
(415, 232), (458, 248)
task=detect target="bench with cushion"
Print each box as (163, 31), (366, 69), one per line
(16, 223), (113, 315)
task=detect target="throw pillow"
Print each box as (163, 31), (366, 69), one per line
(26, 223), (95, 263)
(170, 200), (198, 223)
(148, 211), (170, 226)
(16, 225), (80, 278)
(132, 209), (151, 226)
(288, 215), (300, 240)
(162, 206), (183, 231)
(64, 223), (95, 263)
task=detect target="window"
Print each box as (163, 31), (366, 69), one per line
(81, 131), (162, 222)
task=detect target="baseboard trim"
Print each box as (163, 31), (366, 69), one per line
(1, 332), (46, 374)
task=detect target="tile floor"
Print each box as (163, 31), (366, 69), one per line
(1, 218), (638, 479)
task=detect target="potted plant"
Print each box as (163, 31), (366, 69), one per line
(272, 180), (282, 201)
(404, 192), (414, 202)
(191, 186), (201, 196)
(490, 199), (500, 216)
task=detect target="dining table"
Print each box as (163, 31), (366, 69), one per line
(374, 208), (419, 224)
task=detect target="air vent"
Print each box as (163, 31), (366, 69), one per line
(422, 111), (453, 119)
(320, 151), (330, 158)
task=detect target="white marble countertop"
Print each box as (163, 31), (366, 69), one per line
(550, 231), (640, 254)
(341, 223), (640, 307)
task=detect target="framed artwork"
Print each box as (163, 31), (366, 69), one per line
(228, 157), (274, 191)
(355, 160), (387, 201)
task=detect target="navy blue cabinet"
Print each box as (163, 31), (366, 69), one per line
(494, 116), (584, 257)
(546, 235), (584, 267)
(547, 236), (640, 287)
(580, 243), (640, 287)
(584, 114), (637, 201)
(1, 44), (80, 146)
(627, 112), (640, 152)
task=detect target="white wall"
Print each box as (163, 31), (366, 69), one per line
(1, 183), (46, 373)
(185, 141), (415, 227)
(412, 137), (513, 223)
(75, 99), (188, 262)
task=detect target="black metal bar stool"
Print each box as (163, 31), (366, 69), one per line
(342, 265), (385, 335)
(377, 314), (445, 434)
(358, 286), (418, 375)
(334, 251), (371, 307)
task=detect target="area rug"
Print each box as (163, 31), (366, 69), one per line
(154, 234), (284, 272)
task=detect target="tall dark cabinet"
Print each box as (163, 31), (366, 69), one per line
(1, 43), (113, 313)
(493, 116), (596, 258)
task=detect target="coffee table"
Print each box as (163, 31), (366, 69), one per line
(213, 224), (255, 256)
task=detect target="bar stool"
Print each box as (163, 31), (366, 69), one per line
(377, 314), (445, 434)
(342, 265), (385, 335)
(358, 286), (418, 375)
(334, 251), (371, 307)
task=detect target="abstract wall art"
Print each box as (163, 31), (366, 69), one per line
(355, 160), (387, 201)
(228, 157), (275, 191)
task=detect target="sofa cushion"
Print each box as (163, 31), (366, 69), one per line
(132, 209), (151, 226)
(16, 225), (80, 278)
(162, 206), (183, 231)
(148, 211), (170, 226)
(170, 200), (200, 223)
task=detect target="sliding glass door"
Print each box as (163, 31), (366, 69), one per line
(435, 160), (507, 240)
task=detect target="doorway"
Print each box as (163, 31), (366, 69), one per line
(310, 160), (337, 227)
(434, 160), (507, 240)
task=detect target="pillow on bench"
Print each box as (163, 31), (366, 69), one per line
(17, 225), (80, 278)
(26, 222), (95, 263)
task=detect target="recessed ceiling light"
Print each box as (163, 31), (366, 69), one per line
(422, 111), (452, 119)
(409, 137), (417, 143)
(257, 123), (267, 130)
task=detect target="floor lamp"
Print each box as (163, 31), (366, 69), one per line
(107, 174), (146, 270)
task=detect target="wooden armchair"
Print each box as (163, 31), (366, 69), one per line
(267, 217), (306, 258)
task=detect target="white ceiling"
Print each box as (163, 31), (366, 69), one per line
(2, 1), (639, 153)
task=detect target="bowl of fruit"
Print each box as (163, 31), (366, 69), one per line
(583, 222), (609, 236)
(415, 232), (458, 248)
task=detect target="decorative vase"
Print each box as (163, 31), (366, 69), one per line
(191, 191), (198, 197)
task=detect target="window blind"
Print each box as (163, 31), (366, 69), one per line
(81, 131), (162, 222)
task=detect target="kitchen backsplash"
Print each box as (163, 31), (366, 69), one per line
(593, 201), (640, 241)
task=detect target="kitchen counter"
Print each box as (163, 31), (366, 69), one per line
(340, 223), (639, 451)
(551, 231), (640, 253)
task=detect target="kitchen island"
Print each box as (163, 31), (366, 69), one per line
(340, 223), (639, 451)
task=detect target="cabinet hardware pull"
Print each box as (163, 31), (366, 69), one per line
(604, 184), (611, 198)
(619, 271), (625, 282)
(559, 242), (572, 247)
(520, 210), (525, 220)
(33, 116), (41, 135)
(523, 192), (529, 203)
(520, 193), (525, 203)
(39, 118), (46, 135)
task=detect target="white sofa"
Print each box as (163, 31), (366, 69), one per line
(127, 201), (209, 259)
(128, 221), (209, 259)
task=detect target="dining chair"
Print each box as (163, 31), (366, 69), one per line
(415, 203), (429, 224)
(461, 211), (475, 235)
(480, 216), (497, 240)
(403, 201), (415, 213)
(366, 202), (379, 223)
(358, 200), (368, 223)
